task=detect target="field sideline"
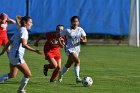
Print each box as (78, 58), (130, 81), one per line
(0, 45), (140, 93)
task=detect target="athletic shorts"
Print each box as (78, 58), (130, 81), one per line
(44, 51), (61, 60)
(0, 37), (8, 46)
(65, 47), (80, 57)
(9, 57), (25, 65)
(9, 53), (25, 65)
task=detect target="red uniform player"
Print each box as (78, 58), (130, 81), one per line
(34, 25), (65, 82)
(0, 13), (16, 54)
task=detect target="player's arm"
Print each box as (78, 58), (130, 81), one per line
(58, 30), (67, 48)
(80, 36), (87, 43)
(0, 41), (12, 56)
(21, 38), (43, 55)
(7, 18), (16, 24)
(58, 37), (65, 48)
(80, 28), (87, 43)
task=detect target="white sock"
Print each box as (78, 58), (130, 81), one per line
(18, 77), (29, 91)
(60, 65), (69, 76)
(74, 66), (80, 78)
(0, 74), (9, 82)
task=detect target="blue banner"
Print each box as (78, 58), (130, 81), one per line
(0, 0), (130, 35)
(29, 0), (130, 35)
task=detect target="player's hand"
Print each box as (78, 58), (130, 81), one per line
(59, 37), (65, 48)
(80, 37), (87, 42)
(80, 37), (84, 42)
(35, 49), (43, 55)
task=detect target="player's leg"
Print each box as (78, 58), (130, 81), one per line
(43, 52), (58, 76)
(70, 52), (82, 83)
(8, 63), (19, 78)
(58, 54), (74, 82)
(45, 58), (58, 69)
(0, 64), (18, 83)
(16, 62), (32, 93)
(50, 58), (61, 82)
(3, 38), (10, 55)
(44, 58), (58, 77)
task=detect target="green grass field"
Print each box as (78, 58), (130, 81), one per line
(0, 45), (140, 93)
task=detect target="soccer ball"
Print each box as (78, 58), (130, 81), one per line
(82, 77), (93, 87)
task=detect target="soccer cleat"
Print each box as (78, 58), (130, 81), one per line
(76, 77), (82, 83)
(43, 65), (48, 76)
(58, 72), (63, 82)
(50, 79), (56, 83)
(17, 90), (26, 93)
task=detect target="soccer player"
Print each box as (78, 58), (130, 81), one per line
(58, 16), (87, 83)
(0, 13), (16, 54)
(34, 25), (65, 82)
(0, 16), (42, 93)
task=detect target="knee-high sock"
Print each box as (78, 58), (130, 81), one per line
(0, 74), (9, 82)
(50, 68), (59, 80)
(74, 66), (80, 78)
(60, 65), (69, 76)
(18, 77), (29, 91)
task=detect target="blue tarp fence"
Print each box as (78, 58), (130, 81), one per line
(0, 0), (130, 35)
(0, 0), (26, 34)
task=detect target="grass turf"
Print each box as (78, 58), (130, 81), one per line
(0, 45), (140, 93)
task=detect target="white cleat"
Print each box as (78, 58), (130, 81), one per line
(17, 90), (26, 93)
(58, 72), (63, 82)
(76, 77), (82, 83)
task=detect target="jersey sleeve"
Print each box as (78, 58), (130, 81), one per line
(80, 28), (86, 37)
(21, 29), (28, 39)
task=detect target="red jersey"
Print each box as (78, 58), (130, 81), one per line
(0, 21), (8, 38)
(44, 32), (61, 52)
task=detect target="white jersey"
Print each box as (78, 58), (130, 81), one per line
(60, 27), (86, 55)
(9, 27), (28, 59)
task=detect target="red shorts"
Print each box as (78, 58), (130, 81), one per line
(44, 51), (61, 60)
(0, 37), (8, 46)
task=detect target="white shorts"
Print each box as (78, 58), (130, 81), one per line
(9, 56), (25, 65)
(65, 47), (80, 57)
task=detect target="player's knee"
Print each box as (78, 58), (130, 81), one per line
(25, 73), (32, 78)
(28, 73), (32, 78)
(54, 65), (58, 69)
(75, 60), (80, 66)
(76, 60), (80, 64)
(52, 63), (58, 69)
